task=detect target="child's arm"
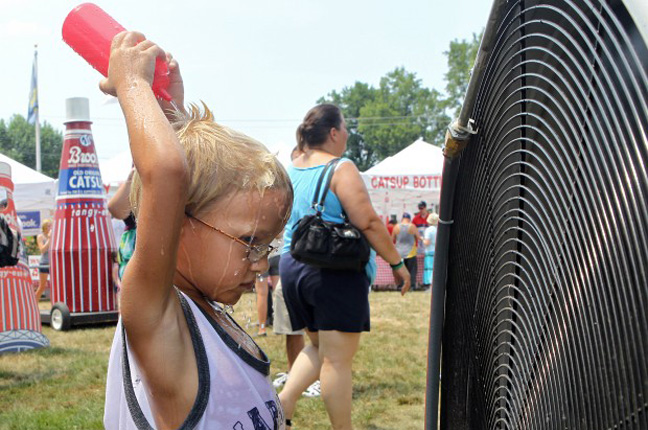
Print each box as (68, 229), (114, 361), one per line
(107, 168), (134, 220)
(100, 31), (188, 349)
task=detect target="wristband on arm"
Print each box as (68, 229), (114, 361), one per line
(390, 259), (404, 270)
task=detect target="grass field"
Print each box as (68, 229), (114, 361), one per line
(0, 291), (430, 429)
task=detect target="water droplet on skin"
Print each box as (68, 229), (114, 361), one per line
(160, 247), (165, 256)
(217, 241), (235, 287)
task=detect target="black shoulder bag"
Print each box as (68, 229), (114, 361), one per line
(0, 217), (20, 268)
(290, 158), (370, 272)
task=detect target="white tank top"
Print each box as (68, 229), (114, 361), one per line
(104, 290), (285, 429)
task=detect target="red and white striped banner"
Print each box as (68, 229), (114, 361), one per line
(50, 199), (117, 313)
(0, 265), (41, 332)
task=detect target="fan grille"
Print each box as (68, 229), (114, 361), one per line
(441, 1), (648, 429)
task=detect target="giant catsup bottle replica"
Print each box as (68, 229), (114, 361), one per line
(0, 162), (49, 353)
(50, 97), (117, 315)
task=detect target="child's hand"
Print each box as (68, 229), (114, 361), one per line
(99, 31), (167, 98)
(158, 52), (186, 116)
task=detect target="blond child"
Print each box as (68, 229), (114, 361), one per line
(100, 31), (292, 429)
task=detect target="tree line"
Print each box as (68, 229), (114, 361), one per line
(0, 33), (480, 176)
(0, 116), (63, 178)
(319, 32), (480, 171)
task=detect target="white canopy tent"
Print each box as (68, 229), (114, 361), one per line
(0, 153), (56, 236)
(361, 138), (444, 221)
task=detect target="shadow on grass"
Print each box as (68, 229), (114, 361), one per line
(0, 347), (77, 390)
(0, 368), (57, 389)
(25, 346), (73, 357)
(353, 380), (425, 405)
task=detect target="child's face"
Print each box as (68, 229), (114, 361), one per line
(176, 188), (290, 305)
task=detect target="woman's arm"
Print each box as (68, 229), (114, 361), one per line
(423, 228), (431, 247)
(332, 162), (411, 294)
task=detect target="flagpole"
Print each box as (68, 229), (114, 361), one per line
(34, 45), (41, 172)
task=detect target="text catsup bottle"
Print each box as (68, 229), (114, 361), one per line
(50, 97), (118, 315)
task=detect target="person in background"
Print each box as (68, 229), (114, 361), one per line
(422, 212), (439, 290)
(412, 200), (430, 228)
(392, 213), (422, 290)
(279, 104), (410, 430)
(108, 168), (137, 281)
(34, 219), (51, 301)
(271, 153), (318, 398)
(386, 216), (397, 237)
(110, 251), (121, 307)
(254, 271), (272, 337)
(270, 231), (309, 392)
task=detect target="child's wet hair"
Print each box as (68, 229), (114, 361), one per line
(129, 102), (293, 219)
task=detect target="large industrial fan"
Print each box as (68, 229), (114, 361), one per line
(426, 0), (648, 429)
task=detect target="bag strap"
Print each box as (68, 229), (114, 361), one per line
(312, 158), (341, 213)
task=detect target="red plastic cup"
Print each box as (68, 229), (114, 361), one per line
(62, 3), (172, 101)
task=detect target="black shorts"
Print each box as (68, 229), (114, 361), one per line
(39, 267), (49, 274)
(279, 253), (370, 333)
(268, 255), (281, 276)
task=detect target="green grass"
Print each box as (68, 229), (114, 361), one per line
(0, 291), (430, 429)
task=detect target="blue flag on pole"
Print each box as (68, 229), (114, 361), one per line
(27, 51), (38, 125)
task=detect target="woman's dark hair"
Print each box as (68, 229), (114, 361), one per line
(296, 104), (343, 151)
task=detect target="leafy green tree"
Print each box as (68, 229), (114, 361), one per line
(443, 32), (482, 118)
(0, 115), (63, 178)
(319, 68), (449, 170)
(358, 68), (449, 161)
(315, 33), (481, 169)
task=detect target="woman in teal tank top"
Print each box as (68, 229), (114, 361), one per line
(278, 104), (411, 430)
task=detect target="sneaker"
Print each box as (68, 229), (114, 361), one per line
(255, 324), (267, 337)
(272, 372), (289, 388)
(302, 380), (321, 397)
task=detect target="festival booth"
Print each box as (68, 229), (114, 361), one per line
(41, 98), (118, 331)
(0, 153), (56, 237)
(361, 138), (444, 288)
(0, 161), (49, 353)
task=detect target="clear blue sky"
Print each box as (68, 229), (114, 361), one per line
(1, 0), (492, 168)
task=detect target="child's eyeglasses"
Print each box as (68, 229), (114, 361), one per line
(185, 213), (275, 263)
